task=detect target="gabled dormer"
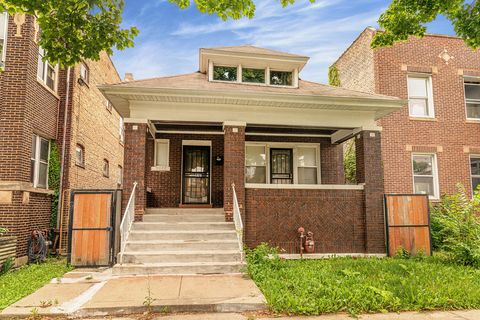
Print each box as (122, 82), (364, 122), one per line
(199, 45), (309, 88)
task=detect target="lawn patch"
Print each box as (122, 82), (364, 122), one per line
(247, 245), (480, 315)
(0, 258), (72, 310)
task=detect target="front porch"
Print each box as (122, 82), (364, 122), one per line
(122, 121), (384, 254)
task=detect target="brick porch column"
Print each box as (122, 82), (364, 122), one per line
(223, 122), (246, 222)
(355, 130), (386, 253)
(123, 122), (148, 220)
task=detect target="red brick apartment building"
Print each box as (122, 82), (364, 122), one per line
(334, 28), (480, 200)
(0, 12), (124, 264)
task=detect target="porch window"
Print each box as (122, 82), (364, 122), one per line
(245, 145), (267, 183)
(154, 139), (170, 170)
(408, 75), (434, 118)
(412, 153), (439, 199)
(470, 156), (480, 193)
(213, 66), (237, 82)
(0, 12), (7, 68)
(31, 135), (50, 189)
(245, 143), (320, 185)
(297, 147), (318, 184)
(465, 80), (480, 120)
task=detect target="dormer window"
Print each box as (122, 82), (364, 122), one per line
(242, 68), (265, 84)
(270, 71), (293, 86)
(213, 66), (237, 82)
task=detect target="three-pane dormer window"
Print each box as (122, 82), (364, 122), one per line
(211, 63), (295, 87)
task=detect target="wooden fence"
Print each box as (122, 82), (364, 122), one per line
(384, 194), (431, 256)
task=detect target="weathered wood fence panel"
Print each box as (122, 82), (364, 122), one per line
(384, 194), (431, 256)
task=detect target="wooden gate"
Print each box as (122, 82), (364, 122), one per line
(68, 190), (117, 267)
(384, 194), (432, 256)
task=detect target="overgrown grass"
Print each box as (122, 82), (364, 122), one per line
(247, 245), (480, 316)
(0, 258), (73, 310)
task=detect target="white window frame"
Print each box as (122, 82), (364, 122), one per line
(0, 12), (8, 68)
(407, 74), (435, 118)
(31, 135), (50, 189)
(464, 78), (480, 121)
(37, 47), (59, 92)
(411, 153), (439, 200)
(75, 144), (85, 167)
(469, 155), (480, 194)
(79, 62), (89, 84)
(245, 142), (321, 185)
(117, 165), (123, 186)
(103, 159), (109, 177)
(119, 117), (125, 143)
(152, 139), (170, 171)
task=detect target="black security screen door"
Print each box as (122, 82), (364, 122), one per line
(182, 146), (210, 204)
(271, 148), (293, 184)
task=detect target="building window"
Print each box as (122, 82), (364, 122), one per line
(103, 159), (109, 177)
(470, 156), (480, 193)
(0, 12), (8, 68)
(117, 165), (123, 186)
(75, 144), (85, 167)
(270, 71), (293, 86)
(213, 66), (237, 82)
(105, 100), (113, 112)
(37, 47), (57, 92)
(465, 80), (480, 120)
(297, 147), (318, 184)
(245, 143), (320, 185)
(245, 145), (267, 183)
(119, 117), (125, 143)
(154, 139), (170, 170)
(412, 154), (439, 199)
(79, 62), (89, 84)
(407, 75), (434, 118)
(242, 68), (265, 84)
(31, 135), (50, 189)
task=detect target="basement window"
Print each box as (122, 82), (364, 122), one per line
(0, 12), (7, 68)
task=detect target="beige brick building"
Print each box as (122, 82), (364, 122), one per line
(334, 27), (480, 200)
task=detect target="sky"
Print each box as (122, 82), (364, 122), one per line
(112, 0), (455, 84)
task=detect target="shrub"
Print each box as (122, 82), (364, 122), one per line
(430, 184), (480, 267)
(0, 227), (8, 236)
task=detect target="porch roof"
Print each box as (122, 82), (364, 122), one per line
(99, 72), (405, 121)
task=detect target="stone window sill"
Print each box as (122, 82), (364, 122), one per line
(151, 166), (170, 172)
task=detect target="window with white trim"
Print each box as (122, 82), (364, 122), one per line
(117, 165), (123, 186)
(470, 156), (480, 193)
(412, 154), (439, 199)
(103, 159), (109, 177)
(31, 135), (50, 189)
(75, 144), (85, 167)
(245, 145), (267, 183)
(245, 143), (320, 185)
(154, 139), (170, 170)
(407, 75), (434, 118)
(213, 66), (237, 82)
(79, 62), (89, 84)
(465, 80), (480, 120)
(0, 12), (7, 68)
(37, 47), (58, 92)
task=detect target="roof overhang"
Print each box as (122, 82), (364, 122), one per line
(199, 48), (310, 73)
(98, 85), (406, 121)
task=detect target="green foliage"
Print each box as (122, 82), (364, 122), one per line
(169, 0), (316, 20)
(0, 227), (8, 236)
(0, 0), (138, 66)
(0, 258), (72, 310)
(48, 142), (61, 230)
(242, 68), (265, 83)
(373, 0), (480, 49)
(328, 65), (340, 87)
(213, 66), (237, 81)
(344, 139), (356, 184)
(0, 257), (14, 275)
(246, 245), (480, 315)
(430, 184), (480, 267)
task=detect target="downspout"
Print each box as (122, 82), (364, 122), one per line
(56, 67), (71, 253)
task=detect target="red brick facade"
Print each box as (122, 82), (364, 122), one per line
(335, 28), (480, 198)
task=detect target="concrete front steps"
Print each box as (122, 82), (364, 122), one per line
(113, 208), (244, 275)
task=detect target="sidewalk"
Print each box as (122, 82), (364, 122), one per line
(0, 268), (266, 318)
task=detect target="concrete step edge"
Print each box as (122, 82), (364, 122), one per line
(130, 230), (236, 234)
(115, 261), (245, 267)
(126, 240), (239, 244)
(121, 250), (241, 255)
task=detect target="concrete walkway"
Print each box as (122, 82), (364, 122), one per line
(0, 268), (266, 318)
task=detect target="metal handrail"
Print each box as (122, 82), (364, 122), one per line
(231, 183), (244, 259)
(119, 181), (137, 264)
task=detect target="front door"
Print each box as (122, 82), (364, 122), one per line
(270, 148), (293, 184)
(182, 146), (210, 204)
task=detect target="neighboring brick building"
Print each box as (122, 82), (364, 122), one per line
(334, 28), (480, 200)
(0, 13), (123, 264)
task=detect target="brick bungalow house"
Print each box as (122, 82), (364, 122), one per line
(334, 28), (480, 200)
(100, 45), (404, 274)
(0, 12), (124, 265)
